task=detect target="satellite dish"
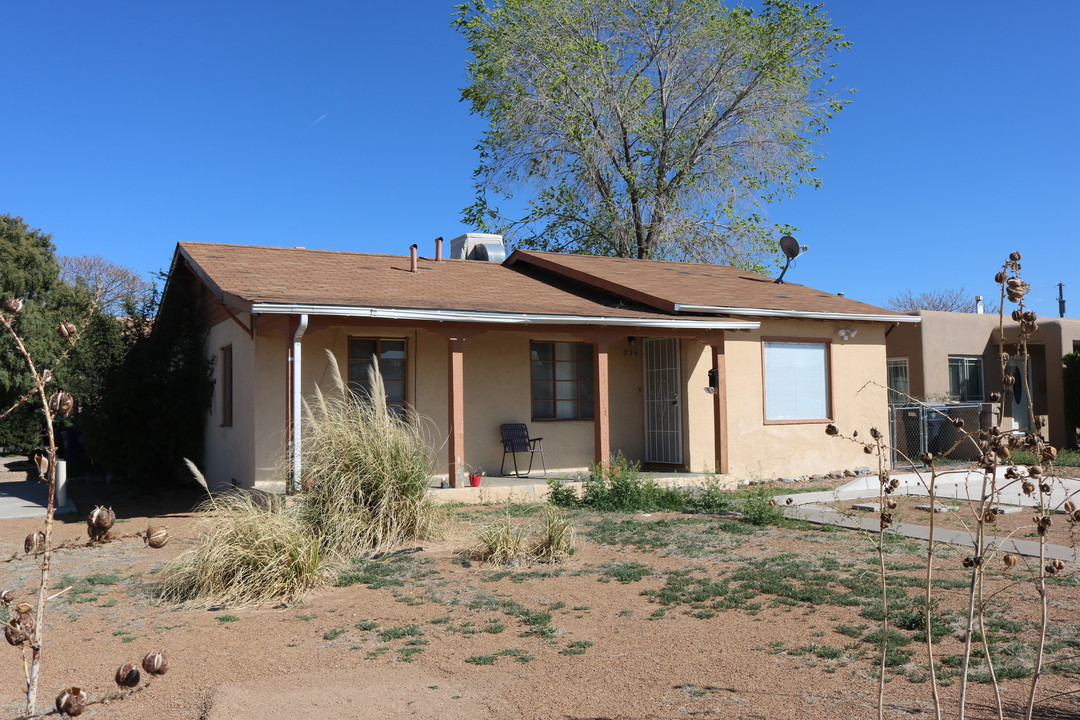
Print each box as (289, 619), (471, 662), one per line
(774, 235), (807, 284)
(780, 235), (801, 260)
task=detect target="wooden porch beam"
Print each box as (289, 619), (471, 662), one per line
(594, 340), (611, 467)
(712, 338), (729, 474)
(447, 337), (465, 488)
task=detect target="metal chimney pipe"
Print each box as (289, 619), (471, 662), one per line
(409, 244), (418, 272)
(435, 236), (443, 261)
(1059, 282), (1066, 318)
(975, 295), (984, 314)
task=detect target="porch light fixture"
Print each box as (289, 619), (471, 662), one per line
(837, 328), (858, 341)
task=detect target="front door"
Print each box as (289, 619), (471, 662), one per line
(1006, 357), (1032, 432)
(643, 338), (683, 465)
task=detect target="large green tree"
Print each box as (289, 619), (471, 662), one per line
(455, 0), (850, 269)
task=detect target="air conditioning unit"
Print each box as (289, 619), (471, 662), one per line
(449, 233), (505, 262)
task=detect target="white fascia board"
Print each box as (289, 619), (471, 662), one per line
(673, 304), (922, 324)
(250, 303), (760, 330)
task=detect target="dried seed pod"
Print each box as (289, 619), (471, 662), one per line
(5, 619), (28, 646)
(1064, 500), (1076, 513)
(24, 531), (45, 554)
(0, 589), (14, 606)
(870, 427), (882, 440)
(145, 525), (169, 549)
(33, 452), (49, 477)
(55, 687), (88, 717)
(785, 497), (793, 506)
(48, 391), (74, 417)
(989, 391), (1002, 402)
(1011, 309), (1024, 322)
(1003, 553), (1018, 568)
(1040, 483), (1051, 494)
(115, 662), (141, 688)
(56, 321), (77, 338)
(963, 557), (975, 568)
(1004, 466), (1018, 479)
(1072, 509), (1080, 523)
(863, 445), (873, 454)
(768, 498), (778, 507)
(886, 498), (898, 509)
(983, 509), (997, 524)
(852, 430), (859, 438)
(920, 453), (934, 465)
(142, 650), (168, 675)
(1041, 446), (1058, 463)
(889, 478), (900, 489)
(88, 505), (116, 531)
(1009, 251), (1022, 262)
(1052, 558), (1066, 571)
(995, 271), (1006, 284)
(14, 603), (35, 636)
(825, 424), (838, 436)
(953, 417), (965, 429)
(880, 512), (892, 530)
(1029, 465), (1043, 478)
(1022, 481), (1035, 495)
(1003, 374), (1016, 388)
(3, 298), (23, 314)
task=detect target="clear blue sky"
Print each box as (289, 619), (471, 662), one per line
(4, 1), (1077, 318)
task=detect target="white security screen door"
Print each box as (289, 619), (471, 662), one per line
(643, 338), (683, 464)
(1006, 357), (1032, 432)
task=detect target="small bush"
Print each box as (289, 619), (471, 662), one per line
(472, 507), (575, 567)
(546, 479), (579, 507)
(474, 515), (531, 566)
(296, 353), (442, 558)
(154, 492), (324, 607)
(578, 453), (685, 511)
(531, 506), (575, 562)
(740, 488), (785, 526)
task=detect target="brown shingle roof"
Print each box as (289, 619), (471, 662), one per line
(177, 242), (694, 320)
(176, 242), (906, 323)
(506, 250), (906, 318)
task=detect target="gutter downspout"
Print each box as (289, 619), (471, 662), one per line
(290, 314), (309, 494)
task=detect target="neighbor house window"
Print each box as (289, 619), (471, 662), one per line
(348, 337), (407, 416)
(531, 341), (594, 420)
(220, 345), (233, 427)
(948, 356), (983, 401)
(763, 340), (830, 422)
(887, 358), (910, 405)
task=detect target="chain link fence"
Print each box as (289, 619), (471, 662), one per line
(888, 403), (987, 469)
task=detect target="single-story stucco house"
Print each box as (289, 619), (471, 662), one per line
(886, 309), (1080, 450)
(158, 235), (918, 489)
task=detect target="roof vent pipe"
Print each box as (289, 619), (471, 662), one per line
(975, 295), (984, 314)
(435, 237), (443, 261)
(410, 244), (418, 272)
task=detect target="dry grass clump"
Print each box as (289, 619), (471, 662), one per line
(296, 353), (442, 558)
(154, 492), (324, 607)
(472, 507), (576, 567)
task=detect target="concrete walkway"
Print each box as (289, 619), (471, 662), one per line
(778, 467), (1080, 562)
(0, 457), (77, 520)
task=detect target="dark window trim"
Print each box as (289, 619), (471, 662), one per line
(220, 344), (233, 427)
(530, 340), (595, 421)
(347, 336), (409, 413)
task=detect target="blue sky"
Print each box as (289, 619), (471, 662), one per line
(3, 1), (1077, 318)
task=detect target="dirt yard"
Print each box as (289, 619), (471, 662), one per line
(0, 471), (1077, 720)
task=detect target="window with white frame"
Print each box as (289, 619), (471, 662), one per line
(763, 340), (830, 421)
(948, 356), (983, 401)
(886, 358), (910, 404)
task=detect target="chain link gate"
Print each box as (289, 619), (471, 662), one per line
(888, 403), (986, 469)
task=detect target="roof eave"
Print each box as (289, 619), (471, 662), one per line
(250, 303), (760, 330)
(673, 304), (922, 324)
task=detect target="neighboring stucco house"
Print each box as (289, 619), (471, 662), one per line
(159, 235), (917, 489)
(885, 310), (1080, 449)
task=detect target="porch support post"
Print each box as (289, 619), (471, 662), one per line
(447, 337), (465, 488)
(594, 340), (611, 467)
(712, 338), (729, 474)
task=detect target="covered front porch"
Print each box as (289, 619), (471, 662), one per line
(250, 311), (754, 491)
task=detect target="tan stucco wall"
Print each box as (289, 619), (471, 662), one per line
(886, 312), (1080, 447)
(723, 320), (889, 479)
